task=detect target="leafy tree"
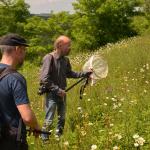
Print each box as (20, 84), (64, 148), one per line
(0, 0), (30, 35)
(47, 11), (74, 42)
(72, 0), (143, 51)
(144, 0), (150, 15)
(24, 12), (73, 60)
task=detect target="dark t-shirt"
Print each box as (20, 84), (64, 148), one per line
(0, 63), (29, 140)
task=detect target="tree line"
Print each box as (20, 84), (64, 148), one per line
(0, 0), (150, 59)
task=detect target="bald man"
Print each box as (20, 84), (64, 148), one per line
(40, 36), (91, 141)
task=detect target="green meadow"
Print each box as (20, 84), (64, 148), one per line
(21, 32), (150, 150)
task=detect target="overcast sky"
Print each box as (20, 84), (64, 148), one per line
(25, 0), (75, 14)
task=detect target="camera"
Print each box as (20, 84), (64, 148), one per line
(38, 85), (49, 95)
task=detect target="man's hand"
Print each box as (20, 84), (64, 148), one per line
(57, 89), (66, 97)
(17, 104), (41, 138)
(33, 124), (41, 138)
(28, 126), (41, 138)
(83, 71), (93, 78)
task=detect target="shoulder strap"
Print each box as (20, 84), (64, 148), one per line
(0, 67), (17, 81)
(49, 53), (54, 64)
(48, 53), (55, 73)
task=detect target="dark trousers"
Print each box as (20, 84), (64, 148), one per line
(0, 138), (28, 150)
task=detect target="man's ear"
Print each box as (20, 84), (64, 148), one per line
(58, 43), (61, 49)
(58, 41), (63, 49)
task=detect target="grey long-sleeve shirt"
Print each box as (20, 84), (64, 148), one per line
(40, 52), (86, 94)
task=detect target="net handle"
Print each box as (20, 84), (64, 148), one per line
(65, 77), (86, 92)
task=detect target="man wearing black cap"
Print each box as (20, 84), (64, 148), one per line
(0, 34), (40, 150)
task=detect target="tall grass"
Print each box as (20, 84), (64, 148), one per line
(21, 33), (150, 150)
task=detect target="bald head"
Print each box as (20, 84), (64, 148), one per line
(54, 36), (71, 49)
(54, 35), (71, 56)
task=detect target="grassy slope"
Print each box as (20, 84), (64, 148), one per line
(21, 33), (150, 150)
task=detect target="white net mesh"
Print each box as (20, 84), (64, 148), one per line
(82, 55), (108, 85)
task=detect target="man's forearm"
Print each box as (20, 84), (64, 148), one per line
(67, 71), (88, 78)
(24, 110), (40, 130)
(17, 104), (40, 130)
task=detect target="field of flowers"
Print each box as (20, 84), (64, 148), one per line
(21, 33), (150, 150)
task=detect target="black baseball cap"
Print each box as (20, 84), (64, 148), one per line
(0, 33), (29, 47)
